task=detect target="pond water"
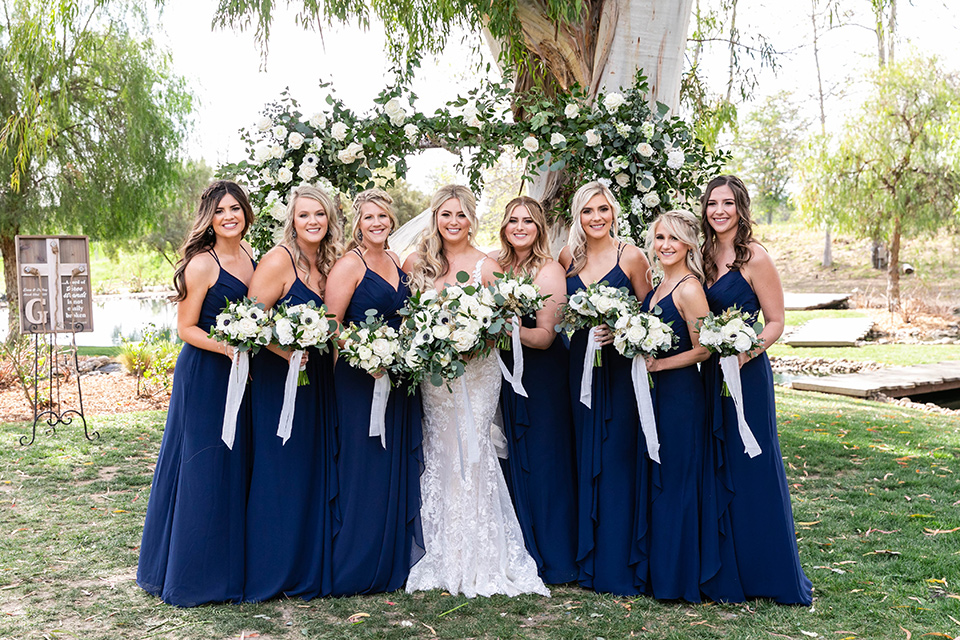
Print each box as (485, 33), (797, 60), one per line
(0, 294), (177, 346)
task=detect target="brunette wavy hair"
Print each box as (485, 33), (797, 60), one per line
(699, 175), (755, 284)
(172, 180), (254, 302)
(496, 196), (551, 279)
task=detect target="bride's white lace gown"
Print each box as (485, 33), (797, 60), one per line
(406, 261), (549, 598)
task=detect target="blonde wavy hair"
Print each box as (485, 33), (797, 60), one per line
(346, 188), (399, 252)
(282, 184), (343, 293)
(406, 185), (478, 291)
(566, 181), (621, 278)
(496, 196), (551, 279)
(645, 209), (705, 284)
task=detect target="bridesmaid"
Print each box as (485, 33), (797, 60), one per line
(243, 184), (342, 601)
(137, 180), (255, 606)
(559, 180), (652, 595)
(492, 196), (578, 585)
(635, 210), (711, 602)
(326, 188), (424, 596)
(698, 175), (813, 605)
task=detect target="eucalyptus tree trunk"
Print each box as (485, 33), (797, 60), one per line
(484, 0), (695, 251)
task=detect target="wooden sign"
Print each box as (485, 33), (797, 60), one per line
(16, 235), (93, 334)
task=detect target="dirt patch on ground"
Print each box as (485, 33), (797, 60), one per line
(0, 370), (170, 425)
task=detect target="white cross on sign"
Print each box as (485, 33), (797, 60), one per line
(16, 235), (93, 334)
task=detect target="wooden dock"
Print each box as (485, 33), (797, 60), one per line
(783, 317), (875, 347)
(791, 361), (960, 398)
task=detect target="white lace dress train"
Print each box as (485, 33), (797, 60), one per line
(406, 353), (549, 598)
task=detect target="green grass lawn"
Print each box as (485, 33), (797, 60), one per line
(1, 389), (959, 639)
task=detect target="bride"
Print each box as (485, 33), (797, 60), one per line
(402, 185), (549, 598)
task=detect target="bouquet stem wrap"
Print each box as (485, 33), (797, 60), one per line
(631, 356), (661, 463)
(452, 376), (481, 480)
(221, 350), (249, 450)
(368, 374), (391, 449)
(496, 317), (528, 397)
(719, 355), (762, 458)
(579, 329), (600, 408)
(276, 349), (304, 445)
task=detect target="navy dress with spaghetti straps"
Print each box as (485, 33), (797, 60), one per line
(566, 244), (642, 595)
(700, 270), (813, 605)
(137, 249), (253, 607)
(244, 246), (337, 601)
(330, 250), (424, 596)
(635, 275), (708, 602)
(499, 312), (578, 584)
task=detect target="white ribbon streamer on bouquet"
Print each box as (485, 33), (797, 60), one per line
(719, 355), (762, 458)
(631, 356), (661, 463)
(221, 349), (249, 450)
(368, 374), (391, 449)
(496, 317), (528, 397)
(452, 376), (482, 480)
(276, 349), (304, 445)
(579, 328), (600, 408)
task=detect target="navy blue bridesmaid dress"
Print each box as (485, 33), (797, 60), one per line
(330, 250), (424, 596)
(137, 250), (252, 607)
(700, 270), (813, 605)
(567, 246), (642, 595)
(244, 247), (337, 601)
(635, 276), (708, 602)
(499, 313), (578, 585)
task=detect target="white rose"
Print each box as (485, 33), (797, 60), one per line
(260, 169), (277, 186)
(254, 141), (272, 162)
(641, 192), (661, 208)
(641, 121), (655, 138)
(404, 123), (419, 141)
(595, 296), (617, 314)
(357, 345), (373, 361)
(337, 141), (365, 164)
(462, 104), (481, 128)
(452, 330), (477, 352)
(384, 97), (403, 116)
(277, 167), (294, 184)
(236, 317), (258, 338)
(389, 111), (406, 127)
(331, 122), (348, 142)
(275, 318), (295, 345)
(602, 92), (626, 112)
(297, 163), (318, 181)
(584, 128), (601, 147)
(733, 333), (753, 353)
(259, 326), (273, 345)
(480, 288), (496, 306)
(287, 131), (305, 150)
(517, 284), (538, 300)
(371, 338), (392, 358)
(626, 324), (647, 344)
(308, 112), (327, 129)
(522, 136), (539, 153)
(420, 289), (438, 304)
(667, 149), (685, 170)
(616, 173), (630, 187)
(404, 350), (422, 369)
(269, 200), (287, 221)
(550, 132), (567, 147)
(636, 142), (655, 158)
(432, 324), (452, 340)
(564, 103), (580, 118)
(367, 355), (382, 371)
(272, 124), (286, 140)
(638, 174), (656, 192)
(269, 144), (283, 159)
(257, 117), (273, 132)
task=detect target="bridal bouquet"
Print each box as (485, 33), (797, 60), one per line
(487, 272), (548, 350)
(208, 297), (272, 449)
(271, 300), (338, 444)
(612, 309), (676, 463)
(698, 306), (764, 458)
(557, 282), (635, 366)
(340, 310), (402, 448)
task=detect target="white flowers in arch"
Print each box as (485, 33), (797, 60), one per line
(221, 74), (726, 256)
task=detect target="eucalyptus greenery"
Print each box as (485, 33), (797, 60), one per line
(220, 71), (726, 256)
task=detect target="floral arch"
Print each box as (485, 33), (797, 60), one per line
(219, 71), (726, 257)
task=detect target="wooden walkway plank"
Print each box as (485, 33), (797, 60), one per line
(783, 292), (851, 311)
(784, 317), (875, 347)
(790, 361), (960, 398)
